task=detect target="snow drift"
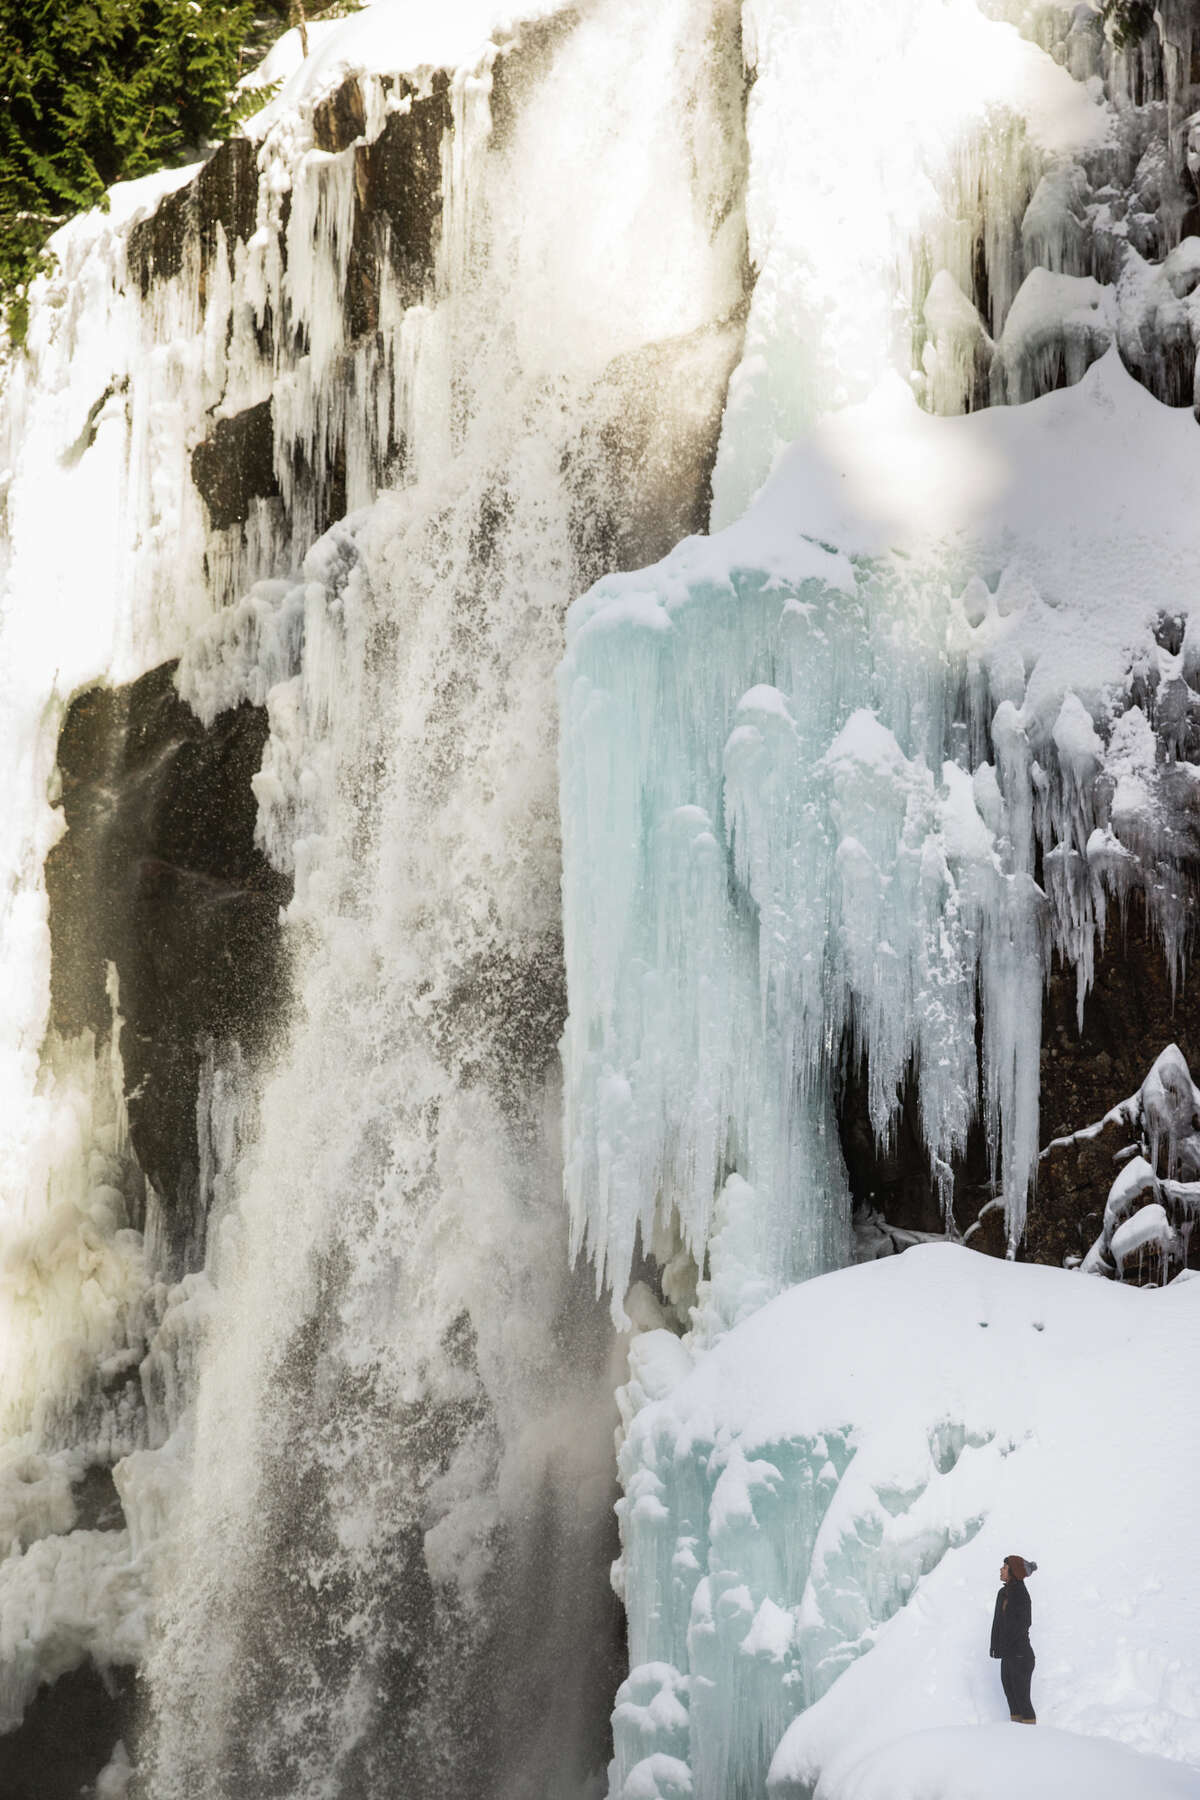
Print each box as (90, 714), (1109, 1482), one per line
(613, 1245), (1200, 1799)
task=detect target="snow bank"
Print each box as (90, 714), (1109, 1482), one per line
(793, 1723), (1200, 1800)
(611, 1245), (1200, 1799)
(243, 0), (567, 135)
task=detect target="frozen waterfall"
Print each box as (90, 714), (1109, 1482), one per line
(562, 0), (1200, 1316)
(3, 0), (1200, 1796)
(557, 3), (1200, 1797)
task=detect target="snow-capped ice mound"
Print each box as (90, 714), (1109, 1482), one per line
(610, 1245), (1200, 1800)
(0, 1528), (146, 1731)
(782, 1723), (1200, 1800)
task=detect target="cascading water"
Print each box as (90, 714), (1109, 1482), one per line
(0, 3), (747, 1794)
(0, 0), (750, 1790)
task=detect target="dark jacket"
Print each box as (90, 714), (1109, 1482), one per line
(990, 1579), (1032, 1659)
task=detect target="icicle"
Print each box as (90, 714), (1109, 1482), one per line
(563, 341), (1200, 1315)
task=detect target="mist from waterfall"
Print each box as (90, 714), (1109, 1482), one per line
(128, 5), (747, 1793)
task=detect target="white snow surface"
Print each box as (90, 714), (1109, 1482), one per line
(612, 1245), (1200, 1800)
(799, 1724), (1200, 1800)
(243, 0), (567, 133)
(752, 346), (1200, 579)
(711, 0), (1110, 523)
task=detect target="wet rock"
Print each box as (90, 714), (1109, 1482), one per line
(838, 1057), (961, 1239)
(488, 11), (584, 148)
(45, 665), (291, 1270)
(127, 137), (259, 295)
(191, 400), (279, 531)
(432, 937), (568, 1102)
(0, 1662), (135, 1800)
(565, 310), (748, 581)
(346, 73), (451, 337)
(70, 1464), (125, 1534)
(312, 75), (368, 154)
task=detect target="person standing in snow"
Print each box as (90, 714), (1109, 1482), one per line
(990, 1555), (1037, 1723)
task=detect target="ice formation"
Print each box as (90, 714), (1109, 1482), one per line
(563, 0), (1200, 1320)
(563, 348), (1200, 1321)
(559, 4), (1200, 1796)
(610, 1246), (1200, 1799)
(710, 0), (1111, 524)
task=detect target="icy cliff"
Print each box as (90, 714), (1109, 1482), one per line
(562, 0), (1200, 1322)
(563, 349), (1200, 1318)
(2, 0), (1200, 1795)
(559, 1), (1200, 1796)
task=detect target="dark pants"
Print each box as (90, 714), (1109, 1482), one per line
(1001, 1651), (1036, 1722)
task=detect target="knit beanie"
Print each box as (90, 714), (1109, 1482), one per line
(1005, 1554), (1037, 1580)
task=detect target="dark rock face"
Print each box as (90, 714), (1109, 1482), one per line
(311, 75), (369, 154)
(346, 74), (451, 337)
(71, 1464), (126, 1535)
(45, 665), (291, 1270)
(190, 400), (278, 531)
(140, 75), (454, 553)
(127, 137), (259, 295)
(839, 1056), (988, 1242)
(0, 1662), (136, 1800)
(297, 68), (455, 342)
(1033, 908), (1200, 1271)
(566, 312), (749, 580)
(841, 902), (1200, 1278)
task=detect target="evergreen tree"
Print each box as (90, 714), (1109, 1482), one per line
(0, 0), (261, 327)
